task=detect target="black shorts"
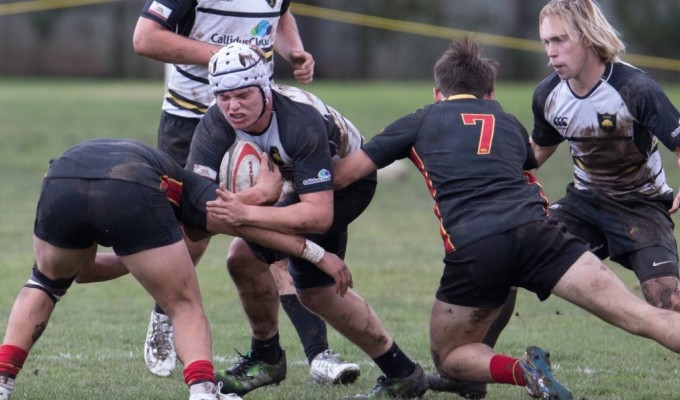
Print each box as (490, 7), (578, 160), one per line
(157, 111), (200, 167)
(34, 178), (184, 255)
(436, 219), (589, 308)
(549, 183), (678, 281)
(247, 174), (377, 289)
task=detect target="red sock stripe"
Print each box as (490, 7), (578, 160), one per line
(183, 360), (215, 386)
(489, 354), (526, 386)
(0, 345), (28, 378)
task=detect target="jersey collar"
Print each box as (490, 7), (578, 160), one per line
(444, 94), (477, 101)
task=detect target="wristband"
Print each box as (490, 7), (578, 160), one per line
(301, 239), (325, 264)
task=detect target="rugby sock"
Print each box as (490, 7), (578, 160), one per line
(489, 354), (526, 386)
(251, 332), (282, 364)
(0, 345), (28, 379)
(183, 359), (215, 386)
(373, 342), (415, 379)
(280, 294), (328, 364)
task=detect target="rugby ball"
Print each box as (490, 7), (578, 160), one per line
(219, 140), (262, 193)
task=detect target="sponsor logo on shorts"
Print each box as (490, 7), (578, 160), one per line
(652, 260), (673, 267)
(302, 169), (331, 186)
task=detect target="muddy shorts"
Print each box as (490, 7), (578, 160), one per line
(436, 218), (589, 308)
(549, 183), (678, 282)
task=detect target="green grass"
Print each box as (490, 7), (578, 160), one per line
(1, 77), (680, 399)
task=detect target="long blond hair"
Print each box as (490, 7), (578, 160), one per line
(540, 0), (625, 63)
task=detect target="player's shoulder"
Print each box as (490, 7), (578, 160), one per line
(532, 72), (561, 104)
(272, 85), (328, 124)
(608, 62), (663, 94)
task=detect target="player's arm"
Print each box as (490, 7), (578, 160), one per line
(333, 150), (378, 190)
(208, 186), (333, 235)
(132, 17), (220, 65)
(205, 203), (351, 295)
(273, 11), (314, 84)
(670, 146), (680, 215)
(529, 138), (559, 168)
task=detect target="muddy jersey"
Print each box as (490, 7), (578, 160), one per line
(140, 0), (289, 118)
(187, 84), (366, 195)
(45, 138), (214, 229)
(361, 95), (548, 252)
(532, 62), (680, 196)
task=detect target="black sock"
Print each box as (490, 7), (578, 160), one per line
(251, 332), (283, 364)
(280, 294), (328, 364)
(153, 304), (165, 315)
(373, 342), (415, 379)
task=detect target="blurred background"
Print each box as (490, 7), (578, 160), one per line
(1, 0), (680, 82)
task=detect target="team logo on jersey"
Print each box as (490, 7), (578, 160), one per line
(251, 20), (273, 37)
(553, 116), (568, 128)
(597, 113), (616, 133)
(270, 146), (284, 166)
(265, 0), (277, 7)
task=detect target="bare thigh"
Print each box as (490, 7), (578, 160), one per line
(430, 299), (499, 358)
(122, 240), (202, 313)
(33, 236), (97, 280)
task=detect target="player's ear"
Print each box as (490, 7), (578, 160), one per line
(433, 87), (444, 102)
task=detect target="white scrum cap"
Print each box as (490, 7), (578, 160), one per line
(209, 42), (271, 100)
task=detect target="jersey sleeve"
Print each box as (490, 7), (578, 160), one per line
(185, 105), (237, 183)
(627, 74), (680, 151)
(362, 107), (426, 168)
(281, 0), (291, 15)
(277, 107), (335, 195)
(139, 0), (193, 31)
(508, 114), (539, 171)
(530, 76), (565, 147)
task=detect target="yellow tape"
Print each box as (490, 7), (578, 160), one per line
(2, 1), (678, 73)
(0, 0), (119, 15)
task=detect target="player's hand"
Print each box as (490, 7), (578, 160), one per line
(290, 49), (314, 84)
(315, 252), (353, 296)
(252, 152), (283, 204)
(207, 184), (248, 225)
(670, 188), (680, 214)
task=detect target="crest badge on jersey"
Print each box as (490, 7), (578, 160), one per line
(265, 0), (277, 8)
(598, 113), (616, 134)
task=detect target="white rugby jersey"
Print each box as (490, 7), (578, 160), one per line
(532, 62), (680, 196)
(140, 0), (289, 118)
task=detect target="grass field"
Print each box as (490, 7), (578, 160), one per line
(1, 77), (680, 399)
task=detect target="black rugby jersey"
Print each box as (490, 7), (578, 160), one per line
(362, 95), (548, 252)
(187, 85), (366, 195)
(532, 62), (680, 196)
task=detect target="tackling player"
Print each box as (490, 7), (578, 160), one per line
(0, 139), (350, 400)
(332, 36), (680, 399)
